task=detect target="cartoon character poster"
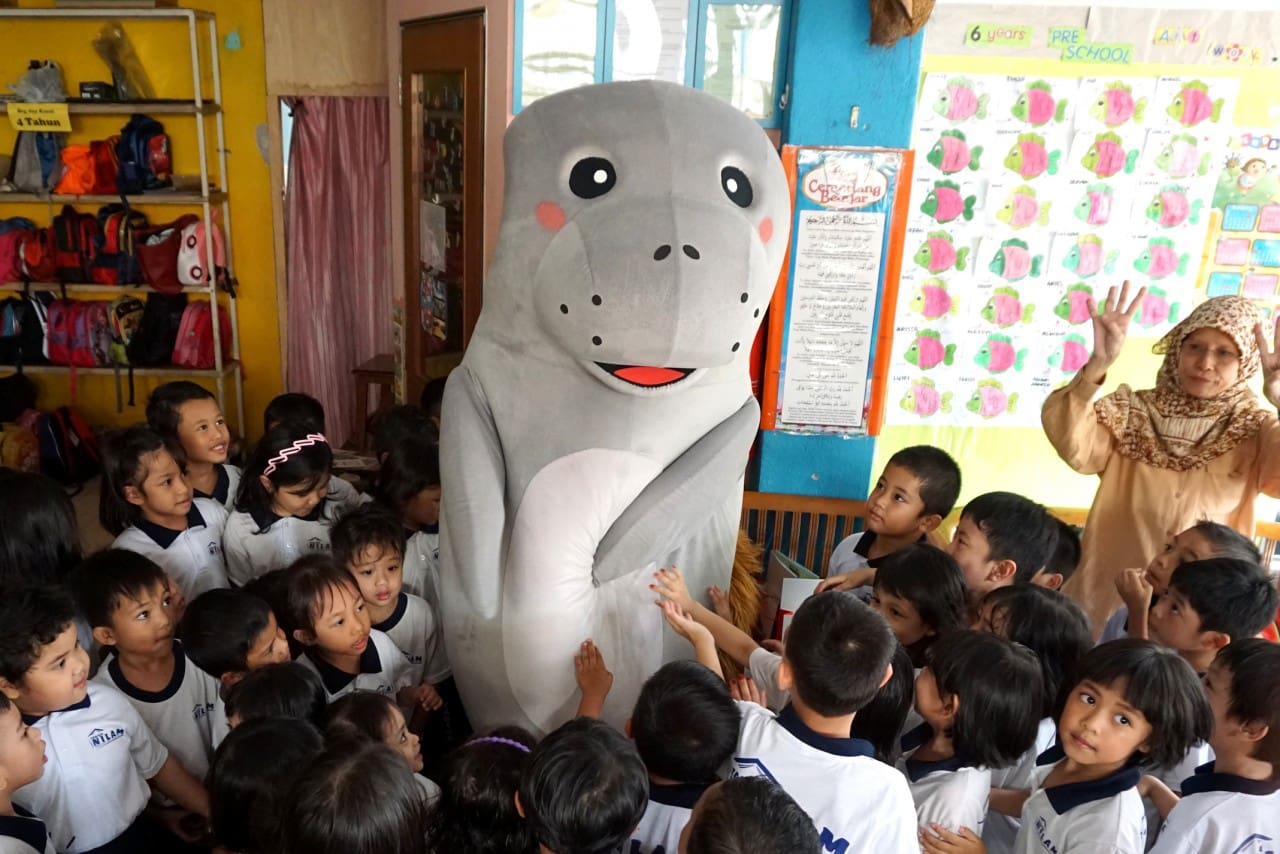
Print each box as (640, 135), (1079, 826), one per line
(1202, 130), (1280, 316)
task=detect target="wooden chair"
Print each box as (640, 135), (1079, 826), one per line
(739, 491), (867, 577)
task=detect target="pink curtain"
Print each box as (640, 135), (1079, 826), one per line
(284, 96), (392, 447)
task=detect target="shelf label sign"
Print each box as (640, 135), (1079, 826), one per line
(6, 103), (72, 133)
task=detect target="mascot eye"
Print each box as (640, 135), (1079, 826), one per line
(569, 157), (617, 199)
(721, 166), (753, 208)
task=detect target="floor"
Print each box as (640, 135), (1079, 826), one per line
(72, 478), (116, 554)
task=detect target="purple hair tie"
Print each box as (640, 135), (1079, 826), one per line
(469, 736), (531, 753)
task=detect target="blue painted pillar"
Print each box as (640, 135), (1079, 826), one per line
(756, 0), (924, 499)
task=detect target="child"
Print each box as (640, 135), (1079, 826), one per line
(1034, 519), (1080, 591)
(73, 550), (227, 784)
(263, 392), (325, 435)
(517, 717), (648, 854)
(1149, 639), (1280, 853)
(868, 544), (969, 667)
(680, 777), (820, 854)
(0, 694), (54, 854)
(208, 717), (323, 854)
(654, 569), (919, 852)
(283, 556), (441, 714)
(322, 691), (441, 801)
(0, 470), (82, 586)
(147, 381), (240, 509)
(419, 376), (448, 431)
(819, 445), (961, 587)
(102, 426), (230, 601)
(946, 492), (1058, 597)
(425, 728), (539, 854)
(372, 404), (436, 464)
(0, 583), (209, 853)
(223, 426), (366, 586)
(373, 433), (443, 606)
(223, 662), (326, 728)
(901, 631), (1042, 841)
(178, 588), (291, 690)
(852, 642), (915, 765)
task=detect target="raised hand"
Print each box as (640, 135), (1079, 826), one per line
(1254, 318), (1280, 408)
(1082, 280), (1146, 384)
(573, 639), (613, 718)
(650, 566), (696, 612)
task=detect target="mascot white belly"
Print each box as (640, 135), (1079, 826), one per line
(439, 80), (791, 733)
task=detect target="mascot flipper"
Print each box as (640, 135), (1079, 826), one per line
(440, 81), (791, 734)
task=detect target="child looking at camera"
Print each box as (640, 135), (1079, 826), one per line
(147, 381), (240, 509)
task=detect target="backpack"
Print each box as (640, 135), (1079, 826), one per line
(172, 301), (231, 369)
(117, 115), (171, 194)
(35, 406), (99, 485)
(0, 217), (36, 283)
(107, 295), (144, 366)
(19, 228), (57, 282)
(45, 299), (76, 365)
(93, 204), (148, 285)
(0, 422), (40, 472)
(52, 144), (95, 195)
(127, 293), (187, 366)
(9, 131), (64, 194)
(136, 214), (198, 293)
(52, 206), (102, 283)
(0, 298), (25, 364)
(69, 301), (112, 367)
(91, 136), (120, 195)
(177, 217), (228, 286)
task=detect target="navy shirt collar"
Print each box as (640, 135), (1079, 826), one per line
(22, 693), (91, 726)
(305, 638), (383, 696)
(1035, 744), (1141, 814)
(192, 463), (231, 504)
(107, 640), (186, 703)
(899, 723), (971, 781)
(649, 781), (711, 810)
(370, 593), (409, 634)
(134, 502), (206, 549)
(249, 495), (326, 533)
(855, 530), (927, 567)
(1182, 761), (1278, 797)
(0, 806), (50, 853)
(777, 704), (875, 758)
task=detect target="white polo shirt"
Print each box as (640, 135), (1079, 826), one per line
(191, 463), (242, 510)
(898, 724), (991, 837)
(745, 647), (789, 712)
(732, 701), (918, 854)
(92, 641), (226, 783)
(403, 527), (440, 607)
(984, 717), (1057, 854)
(296, 629), (411, 702)
(371, 592), (451, 685)
(1149, 763), (1280, 854)
(12, 683), (168, 854)
(0, 807), (55, 854)
(112, 499), (230, 599)
(627, 782), (710, 854)
(1014, 746), (1146, 854)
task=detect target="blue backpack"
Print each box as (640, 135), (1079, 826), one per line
(117, 115), (172, 195)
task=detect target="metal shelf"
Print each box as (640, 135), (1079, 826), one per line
(0, 8), (215, 21)
(0, 191), (225, 206)
(0, 101), (220, 116)
(0, 360), (240, 378)
(1, 282), (220, 295)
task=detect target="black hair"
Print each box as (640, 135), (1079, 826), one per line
(872, 543), (968, 666)
(885, 445), (962, 518)
(426, 726), (539, 854)
(224, 661), (326, 726)
(331, 504), (407, 568)
(928, 630), (1043, 769)
(373, 433), (441, 521)
(1045, 519), (1081, 584)
(980, 585), (1092, 720)
(1214, 639), (1280, 776)
(960, 492), (1057, 583)
(1186, 520), (1262, 565)
(70, 549), (171, 630)
(209, 717), (324, 854)
(280, 555), (361, 643)
(98, 426), (176, 535)
(1168, 558), (1279, 641)
(236, 424), (333, 532)
(323, 691), (401, 744)
(1062, 639), (1212, 769)
(786, 591), (895, 717)
(243, 569), (295, 657)
(850, 641), (914, 764)
(146, 380), (217, 463)
(685, 778), (820, 854)
(518, 717), (648, 854)
(0, 694), (10, 715)
(264, 393), (326, 435)
(419, 376), (449, 424)
(179, 589), (274, 679)
(631, 660), (738, 783)
(372, 405), (437, 462)
(279, 742), (430, 854)
(0, 469), (82, 585)
(0, 583), (78, 684)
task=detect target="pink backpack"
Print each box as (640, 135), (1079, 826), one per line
(177, 216), (227, 286)
(69, 301), (112, 367)
(171, 302), (231, 369)
(45, 300), (77, 365)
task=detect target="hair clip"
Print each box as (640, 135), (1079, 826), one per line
(263, 433), (328, 477)
(468, 736), (531, 753)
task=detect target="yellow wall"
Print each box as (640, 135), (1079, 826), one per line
(1, 0), (281, 441)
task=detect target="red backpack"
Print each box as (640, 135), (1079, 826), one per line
(0, 217), (37, 284)
(93, 204), (148, 285)
(19, 228), (57, 283)
(52, 206), (102, 284)
(69, 301), (112, 367)
(45, 299), (77, 365)
(91, 136), (120, 195)
(171, 301), (231, 369)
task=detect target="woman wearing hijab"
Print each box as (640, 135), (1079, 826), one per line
(1042, 282), (1280, 632)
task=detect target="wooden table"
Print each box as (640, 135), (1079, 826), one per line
(352, 353), (395, 450)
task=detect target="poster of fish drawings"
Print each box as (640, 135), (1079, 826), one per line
(886, 72), (1239, 428)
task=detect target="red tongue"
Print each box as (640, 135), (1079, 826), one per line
(613, 366), (687, 386)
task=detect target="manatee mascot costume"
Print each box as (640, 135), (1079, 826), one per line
(439, 80), (791, 733)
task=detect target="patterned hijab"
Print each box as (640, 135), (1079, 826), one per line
(1094, 296), (1268, 471)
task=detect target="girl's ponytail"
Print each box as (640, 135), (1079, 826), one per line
(98, 426), (168, 536)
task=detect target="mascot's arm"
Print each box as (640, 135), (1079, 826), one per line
(593, 396), (758, 584)
(440, 367), (508, 616)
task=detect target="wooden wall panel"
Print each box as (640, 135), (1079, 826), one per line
(263, 0), (387, 95)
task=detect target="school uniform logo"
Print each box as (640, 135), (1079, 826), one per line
(207, 542), (221, 556)
(192, 702), (215, 720)
(730, 757), (778, 783)
(1035, 816), (1060, 854)
(818, 829), (851, 854)
(1229, 834), (1275, 854)
(307, 538), (330, 552)
(88, 726), (125, 747)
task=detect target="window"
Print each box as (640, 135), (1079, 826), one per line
(514, 0), (789, 127)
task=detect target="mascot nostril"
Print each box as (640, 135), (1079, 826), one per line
(653, 245), (672, 261)
(682, 245), (701, 260)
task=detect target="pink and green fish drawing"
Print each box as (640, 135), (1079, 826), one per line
(904, 330), (956, 370)
(920, 180), (976, 224)
(967, 379), (1018, 419)
(910, 279), (956, 319)
(1054, 284), (1094, 325)
(1155, 134), (1212, 178)
(1134, 237), (1189, 279)
(1049, 335), (1091, 372)
(1004, 133), (1061, 179)
(914, 232), (969, 273)
(1062, 234), (1114, 279)
(988, 238), (1043, 282)
(996, 185), (1050, 229)
(1136, 286), (1182, 328)
(1145, 185), (1202, 228)
(974, 333), (1027, 373)
(900, 378), (953, 417)
(1080, 132), (1139, 178)
(1073, 183), (1114, 226)
(934, 77), (989, 122)
(1089, 82), (1147, 127)
(1166, 80), (1223, 127)
(1011, 81), (1067, 127)
(981, 286), (1034, 327)
(926, 130), (983, 174)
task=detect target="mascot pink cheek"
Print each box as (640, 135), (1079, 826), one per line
(759, 217), (774, 244)
(536, 201), (566, 232)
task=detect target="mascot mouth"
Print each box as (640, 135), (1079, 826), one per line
(594, 363), (695, 388)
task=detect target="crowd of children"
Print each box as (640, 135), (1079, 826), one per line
(0, 377), (1278, 854)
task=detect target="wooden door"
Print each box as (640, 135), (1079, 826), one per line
(401, 13), (485, 404)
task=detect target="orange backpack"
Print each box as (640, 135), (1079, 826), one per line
(53, 145), (96, 195)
